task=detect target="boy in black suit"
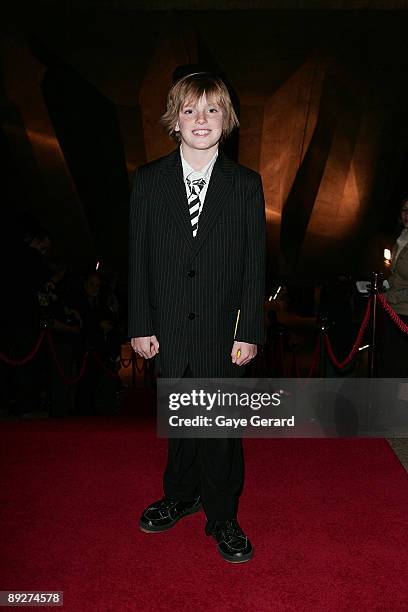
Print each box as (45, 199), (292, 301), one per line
(129, 72), (266, 562)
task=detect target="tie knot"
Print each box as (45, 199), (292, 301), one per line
(187, 176), (206, 193)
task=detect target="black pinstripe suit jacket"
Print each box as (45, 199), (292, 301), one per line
(128, 145), (266, 377)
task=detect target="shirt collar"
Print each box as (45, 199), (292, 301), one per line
(180, 146), (218, 181)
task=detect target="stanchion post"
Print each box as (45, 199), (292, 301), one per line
(368, 271), (380, 378)
(319, 315), (328, 378)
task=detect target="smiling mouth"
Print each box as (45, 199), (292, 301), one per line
(192, 129), (211, 136)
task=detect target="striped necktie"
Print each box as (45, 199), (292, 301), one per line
(186, 176), (206, 238)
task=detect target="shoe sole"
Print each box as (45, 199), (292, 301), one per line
(218, 547), (254, 564)
(139, 503), (202, 533)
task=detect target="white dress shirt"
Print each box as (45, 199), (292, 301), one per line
(180, 146), (218, 214)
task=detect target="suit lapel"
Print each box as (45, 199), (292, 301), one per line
(161, 148), (194, 249)
(189, 151), (234, 261)
(160, 146), (234, 259)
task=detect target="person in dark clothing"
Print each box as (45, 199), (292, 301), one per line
(377, 197), (408, 377)
(3, 227), (52, 416)
(128, 73), (266, 563)
(40, 258), (81, 417)
(72, 272), (122, 415)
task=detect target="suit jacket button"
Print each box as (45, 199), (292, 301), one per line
(188, 270), (195, 277)
(188, 312), (195, 320)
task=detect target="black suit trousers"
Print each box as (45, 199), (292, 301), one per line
(162, 364), (244, 520)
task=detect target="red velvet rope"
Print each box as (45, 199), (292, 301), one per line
(3, 307), (375, 382)
(377, 293), (408, 334)
(134, 356), (145, 373)
(324, 298), (372, 370)
(120, 358), (132, 368)
(119, 344), (132, 368)
(1, 328), (122, 384)
(46, 331), (89, 385)
(0, 329), (46, 366)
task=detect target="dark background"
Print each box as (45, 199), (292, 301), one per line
(2, 1), (408, 291)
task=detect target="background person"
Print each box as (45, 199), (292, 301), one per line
(378, 196), (408, 377)
(72, 272), (122, 415)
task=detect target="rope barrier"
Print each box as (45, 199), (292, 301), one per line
(0, 330), (46, 366)
(377, 293), (408, 334)
(134, 357), (145, 373)
(46, 331), (90, 386)
(120, 358), (132, 368)
(4, 290), (397, 383)
(0, 328), (122, 385)
(119, 343), (132, 368)
(324, 298), (372, 370)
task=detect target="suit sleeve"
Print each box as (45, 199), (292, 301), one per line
(235, 173), (266, 345)
(127, 169), (155, 339)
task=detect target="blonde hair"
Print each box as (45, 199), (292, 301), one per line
(160, 72), (239, 143)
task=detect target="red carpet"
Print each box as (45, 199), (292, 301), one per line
(1, 414), (408, 611)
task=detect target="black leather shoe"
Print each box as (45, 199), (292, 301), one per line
(139, 496), (202, 533)
(205, 519), (253, 563)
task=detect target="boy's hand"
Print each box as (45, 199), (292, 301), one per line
(131, 336), (159, 359)
(231, 341), (257, 366)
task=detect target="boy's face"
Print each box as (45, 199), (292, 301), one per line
(174, 93), (224, 153)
